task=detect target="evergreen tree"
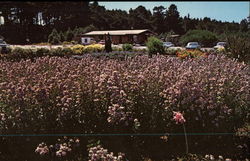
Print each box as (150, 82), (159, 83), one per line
(165, 4), (183, 34)
(65, 28), (74, 42)
(152, 6), (166, 34)
(240, 19), (248, 32)
(48, 28), (61, 44)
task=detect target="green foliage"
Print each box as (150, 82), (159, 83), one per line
(165, 48), (181, 55)
(12, 47), (35, 58)
(65, 28), (74, 42)
(146, 36), (164, 56)
(112, 46), (123, 52)
(70, 44), (85, 55)
(0, 2), (248, 44)
(225, 32), (250, 63)
(59, 31), (65, 42)
(0, 46), (12, 54)
(36, 48), (50, 57)
(48, 29), (61, 45)
(165, 4), (183, 34)
(49, 47), (64, 56)
(61, 47), (74, 56)
(180, 30), (218, 47)
(122, 43), (133, 51)
(152, 6), (166, 33)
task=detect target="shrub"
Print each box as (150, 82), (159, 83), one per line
(70, 44), (105, 55)
(65, 28), (74, 42)
(84, 44), (104, 53)
(61, 47), (74, 56)
(180, 30), (218, 47)
(165, 48), (181, 55)
(122, 44), (133, 51)
(10, 47), (36, 60)
(146, 36), (165, 56)
(70, 44), (85, 55)
(49, 47), (64, 56)
(36, 48), (50, 57)
(70, 40), (77, 45)
(112, 46), (123, 52)
(0, 46), (12, 54)
(225, 32), (250, 63)
(176, 49), (208, 59)
(48, 28), (61, 45)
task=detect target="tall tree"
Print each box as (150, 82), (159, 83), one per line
(152, 6), (166, 34)
(128, 6), (153, 30)
(240, 19), (248, 32)
(165, 4), (183, 34)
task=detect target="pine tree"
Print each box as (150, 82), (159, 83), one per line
(48, 28), (61, 44)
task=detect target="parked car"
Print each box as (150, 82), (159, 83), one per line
(0, 39), (9, 48)
(81, 37), (96, 45)
(185, 42), (201, 49)
(98, 40), (105, 45)
(214, 42), (226, 49)
(163, 42), (174, 48)
(0, 39), (10, 54)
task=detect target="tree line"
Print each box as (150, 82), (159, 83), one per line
(0, 1), (249, 44)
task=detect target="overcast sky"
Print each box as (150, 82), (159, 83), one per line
(98, 1), (249, 23)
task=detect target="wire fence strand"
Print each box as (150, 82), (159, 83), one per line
(0, 133), (237, 137)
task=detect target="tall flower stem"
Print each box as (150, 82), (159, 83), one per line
(183, 123), (189, 154)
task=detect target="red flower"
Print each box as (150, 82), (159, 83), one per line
(173, 111), (186, 124)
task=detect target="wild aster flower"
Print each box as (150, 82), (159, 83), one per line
(173, 111), (186, 124)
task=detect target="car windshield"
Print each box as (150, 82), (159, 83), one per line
(164, 42), (172, 44)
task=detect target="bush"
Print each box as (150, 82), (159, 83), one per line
(70, 44), (85, 55)
(180, 30), (218, 47)
(10, 47), (36, 60)
(49, 47), (64, 56)
(146, 36), (165, 56)
(112, 46), (123, 52)
(176, 49), (208, 59)
(36, 48), (50, 57)
(61, 47), (74, 56)
(84, 44), (104, 53)
(70, 40), (77, 45)
(48, 28), (61, 45)
(122, 44), (133, 51)
(0, 46), (12, 54)
(70, 44), (104, 55)
(225, 32), (250, 63)
(164, 48), (181, 55)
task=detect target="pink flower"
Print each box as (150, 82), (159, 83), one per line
(173, 111), (186, 124)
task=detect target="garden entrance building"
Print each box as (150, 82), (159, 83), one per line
(78, 29), (155, 45)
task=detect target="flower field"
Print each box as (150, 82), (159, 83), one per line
(0, 54), (249, 160)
